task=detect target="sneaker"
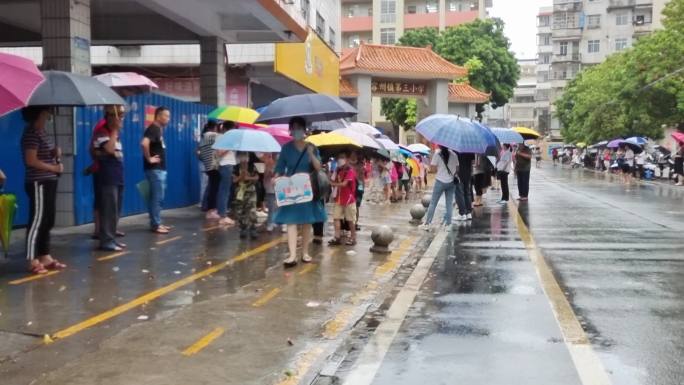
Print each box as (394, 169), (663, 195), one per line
(466, 213), (472, 220)
(419, 223), (431, 231)
(281, 225), (288, 233)
(256, 211), (268, 218)
(266, 224), (276, 232)
(455, 215), (468, 221)
(496, 200), (508, 205)
(205, 210), (220, 220)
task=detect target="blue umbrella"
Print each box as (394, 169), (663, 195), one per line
(398, 146), (414, 158)
(254, 93), (357, 124)
(625, 136), (647, 146)
(212, 129), (281, 152)
(407, 143), (431, 155)
(473, 122), (501, 158)
(491, 128), (524, 144)
(416, 114), (489, 154)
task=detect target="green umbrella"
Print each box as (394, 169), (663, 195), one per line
(0, 193), (17, 256)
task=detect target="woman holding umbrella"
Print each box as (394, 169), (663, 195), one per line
(21, 106), (66, 274)
(274, 117), (327, 267)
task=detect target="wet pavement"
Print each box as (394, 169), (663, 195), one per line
(2, 166), (683, 385)
(327, 167), (684, 385)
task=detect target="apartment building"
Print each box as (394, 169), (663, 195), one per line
(537, 0), (669, 139)
(341, 0), (493, 56)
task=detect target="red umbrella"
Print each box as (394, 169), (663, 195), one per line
(0, 52), (44, 117)
(672, 131), (684, 144)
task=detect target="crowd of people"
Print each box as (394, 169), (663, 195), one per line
(420, 143), (533, 229)
(552, 142), (684, 186)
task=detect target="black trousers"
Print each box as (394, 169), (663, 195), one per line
(313, 221), (324, 238)
(516, 170), (530, 198)
(98, 184), (123, 247)
(455, 170), (473, 215)
(497, 171), (509, 201)
(205, 170), (221, 210)
(25, 179), (58, 260)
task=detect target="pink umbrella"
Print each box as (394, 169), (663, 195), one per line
(0, 52), (44, 117)
(672, 131), (684, 144)
(94, 72), (158, 95)
(236, 122), (292, 145)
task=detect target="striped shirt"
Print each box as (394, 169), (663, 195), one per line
(22, 127), (57, 182)
(199, 132), (218, 171)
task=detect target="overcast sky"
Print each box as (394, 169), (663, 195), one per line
(489, 0), (552, 60)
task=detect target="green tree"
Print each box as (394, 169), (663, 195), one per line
(556, 0), (684, 142)
(381, 98), (417, 131)
(397, 27), (440, 48)
(437, 19), (520, 109)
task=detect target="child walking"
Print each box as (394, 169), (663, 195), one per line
(232, 152), (259, 239)
(329, 152), (357, 246)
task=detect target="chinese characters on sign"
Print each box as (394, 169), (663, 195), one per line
(371, 80), (427, 96)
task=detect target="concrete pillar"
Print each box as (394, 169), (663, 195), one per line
(426, 79), (449, 116)
(40, 0), (92, 227)
(439, 0), (446, 31)
(200, 36), (227, 106)
(350, 75), (372, 123)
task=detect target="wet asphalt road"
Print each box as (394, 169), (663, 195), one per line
(1, 166), (683, 385)
(331, 166), (684, 385)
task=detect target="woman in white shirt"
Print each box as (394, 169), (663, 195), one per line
(496, 144), (513, 203)
(421, 146), (459, 230)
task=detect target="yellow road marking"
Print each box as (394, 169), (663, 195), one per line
(155, 235), (182, 245)
(252, 288), (282, 307)
(9, 271), (60, 285)
(297, 264), (317, 276)
(275, 346), (325, 385)
(181, 327), (225, 356)
(509, 201), (612, 385)
(50, 238), (284, 341)
(97, 251), (130, 262)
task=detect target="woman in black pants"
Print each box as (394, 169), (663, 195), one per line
(21, 107), (67, 274)
(199, 122), (221, 219)
(495, 144), (513, 204)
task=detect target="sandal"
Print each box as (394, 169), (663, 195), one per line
(301, 254), (313, 263)
(327, 238), (342, 246)
(30, 263), (49, 275)
(283, 255), (298, 268)
(44, 260), (67, 270)
(116, 231), (126, 237)
(152, 227), (169, 234)
(345, 239), (357, 246)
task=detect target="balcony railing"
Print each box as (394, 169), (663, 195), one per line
(608, 0), (636, 9)
(553, 1), (582, 12)
(552, 53), (581, 62)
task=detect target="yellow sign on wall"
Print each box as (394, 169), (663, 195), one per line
(275, 30), (339, 96)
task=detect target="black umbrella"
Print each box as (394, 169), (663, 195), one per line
(255, 93), (357, 125)
(28, 70), (126, 107)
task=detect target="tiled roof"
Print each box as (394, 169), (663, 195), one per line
(340, 43), (467, 79)
(339, 78), (358, 97)
(448, 83), (490, 104)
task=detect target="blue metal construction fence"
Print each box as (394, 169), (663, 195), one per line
(0, 92), (212, 226)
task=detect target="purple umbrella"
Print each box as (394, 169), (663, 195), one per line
(606, 139), (624, 148)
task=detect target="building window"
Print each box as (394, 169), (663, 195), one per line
(426, 1), (439, 13)
(346, 5), (355, 17)
(449, 1), (465, 12)
(539, 53), (551, 64)
(380, 27), (396, 45)
(380, 0), (396, 23)
(316, 12), (325, 37)
(348, 34), (360, 48)
(615, 38), (628, 51)
(616, 12), (629, 25)
(559, 41), (568, 56)
(329, 28), (336, 49)
(588, 39), (600, 53)
(301, 0), (310, 22)
(538, 15), (550, 27)
(587, 14), (601, 28)
(407, 5), (417, 14)
(539, 34), (551, 46)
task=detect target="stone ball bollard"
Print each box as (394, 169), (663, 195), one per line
(409, 204), (426, 224)
(421, 194), (432, 208)
(370, 225), (394, 254)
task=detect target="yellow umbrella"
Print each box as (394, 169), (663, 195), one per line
(406, 158), (419, 176)
(306, 132), (361, 148)
(208, 106), (259, 124)
(576, 142), (587, 148)
(512, 127), (541, 140)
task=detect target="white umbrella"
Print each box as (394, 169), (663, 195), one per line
(333, 128), (381, 149)
(348, 122), (382, 136)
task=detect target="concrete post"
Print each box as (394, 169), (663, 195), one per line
(427, 79), (449, 116)
(200, 36), (227, 106)
(40, 0), (92, 226)
(351, 75), (372, 123)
